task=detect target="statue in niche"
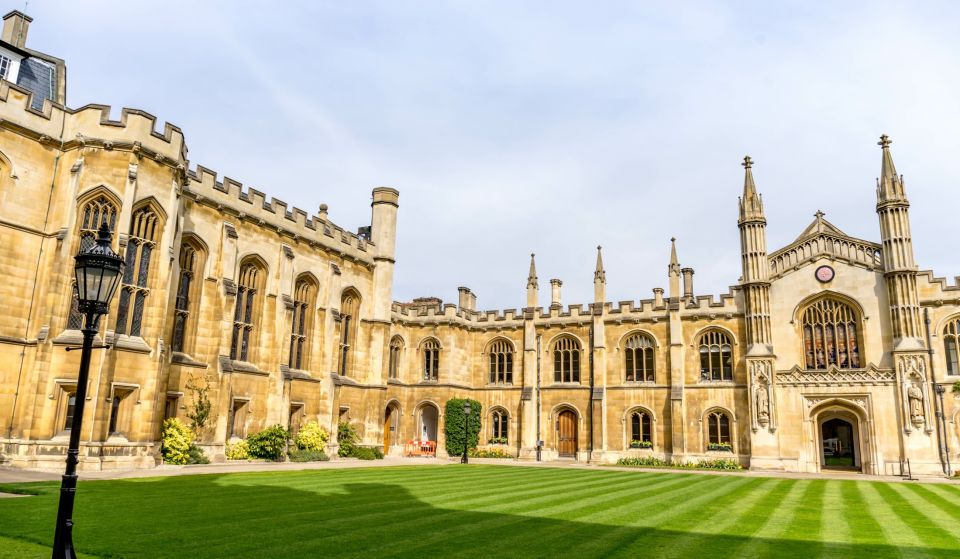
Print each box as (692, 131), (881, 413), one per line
(907, 381), (924, 426)
(755, 384), (770, 426)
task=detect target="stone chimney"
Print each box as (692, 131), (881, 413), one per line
(682, 267), (694, 300)
(653, 287), (664, 308)
(457, 286), (476, 312)
(550, 279), (562, 309)
(2, 11), (31, 49)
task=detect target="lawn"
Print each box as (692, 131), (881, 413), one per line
(1, 465), (959, 558)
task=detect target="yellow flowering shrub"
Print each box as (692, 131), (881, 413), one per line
(294, 421), (329, 452)
(225, 439), (250, 460)
(160, 418), (194, 465)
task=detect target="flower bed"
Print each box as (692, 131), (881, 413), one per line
(615, 456), (743, 470)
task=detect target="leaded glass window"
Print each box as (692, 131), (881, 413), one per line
(944, 318), (960, 376)
(230, 263), (260, 361)
(699, 331), (733, 381)
(171, 242), (199, 353)
(288, 277), (315, 370)
(422, 338), (440, 381)
(631, 411), (651, 443)
(801, 299), (861, 369)
(338, 290), (360, 376)
(553, 336), (581, 383)
(67, 195), (118, 329)
(488, 339), (514, 384)
(492, 410), (508, 442)
(388, 336), (403, 379)
(707, 411), (731, 445)
(624, 333), (655, 382)
(116, 207), (159, 337)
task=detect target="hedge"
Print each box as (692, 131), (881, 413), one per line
(444, 398), (482, 457)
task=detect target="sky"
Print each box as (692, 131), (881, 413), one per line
(19, 1), (960, 310)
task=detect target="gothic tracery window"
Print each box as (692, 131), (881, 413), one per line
(68, 195), (118, 329)
(422, 338), (440, 381)
(230, 261), (262, 362)
(388, 336), (403, 379)
(630, 411), (652, 444)
(801, 298), (862, 369)
(944, 318), (960, 376)
(706, 411), (731, 446)
(116, 206), (160, 337)
(488, 339), (514, 384)
(699, 331), (733, 381)
(338, 290), (360, 376)
(553, 336), (581, 383)
(289, 277), (316, 370)
(624, 333), (655, 382)
(491, 409), (508, 442)
(171, 241), (201, 353)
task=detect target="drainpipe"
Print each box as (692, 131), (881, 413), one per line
(588, 324), (594, 463)
(536, 334), (541, 462)
(923, 308), (952, 476)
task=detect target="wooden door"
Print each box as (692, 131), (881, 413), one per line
(383, 407), (393, 451)
(557, 410), (577, 457)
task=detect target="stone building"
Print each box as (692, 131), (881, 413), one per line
(0, 11), (957, 475)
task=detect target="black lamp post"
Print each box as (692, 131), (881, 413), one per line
(934, 384), (952, 475)
(52, 222), (124, 559)
(462, 401), (471, 464)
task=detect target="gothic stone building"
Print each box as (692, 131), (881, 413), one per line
(0, 11), (957, 475)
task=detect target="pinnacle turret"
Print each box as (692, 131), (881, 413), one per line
(594, 245), (605, 283)
(738, 155), (764, 223)
(526, 253), (538, 289)
(876, 134), (906, 205)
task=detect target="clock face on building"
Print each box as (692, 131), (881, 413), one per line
(815, 265), (835, 283)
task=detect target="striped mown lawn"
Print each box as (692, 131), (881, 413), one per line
(1, 465), (958, 558)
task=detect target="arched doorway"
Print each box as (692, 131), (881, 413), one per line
(818, 413), (861, 471)
(557, 409), (578, 458)
(418, 403), (439, 443)
(383, 403), (399, 452)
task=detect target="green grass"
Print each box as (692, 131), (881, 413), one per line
(1, 465), (958, 558)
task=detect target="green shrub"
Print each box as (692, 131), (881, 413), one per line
(629, 440), (653, 449)
(470, 448), (512, 459)
(444, 398), (482, 457)
(288, 448), (330, 462)
(350, 446), (384, 460)
(295, 421), (329, 452)
(616, 456), (743, 470)
(487, 437), (507, 445)
(225, 440), (250, 460)
(246, 424), (289, 461)
(706, 442), (733, 452)
(186, 444), (210, 464)
(160, 418), (193, 465)
(337, 422), (359, 457)
(952, 381), (960, 394)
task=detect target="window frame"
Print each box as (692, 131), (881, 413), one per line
(288, 276), (317, 371)
(115, 205), (161, 338)
(67, 194), (119, 330)
(421, 338), (440, 382)
(487, 339), (514, 385)
(698, 330), (734, 382)
(800, 297), (863, 370)
(171, 239), (204, 354)
(624, 332), (656, 383)
(943, 318), (960, 376)
(388, 336), (403, 380)
(706, 410), (732, 447)
(553, 336), (582, 384)
(230, 261), (264, 362)
(491, 409), (508, 443)
(629, 410), (652, 444)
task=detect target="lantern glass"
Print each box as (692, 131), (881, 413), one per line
(464, 402), (471, 415)
(73, 223), (125, 315)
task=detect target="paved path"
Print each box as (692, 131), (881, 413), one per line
(1, 456), (956, 485)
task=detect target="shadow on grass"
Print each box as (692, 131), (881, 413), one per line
(0, 469), (954, 558)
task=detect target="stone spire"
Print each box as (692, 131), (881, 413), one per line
(738, 155), (765, 224)
(668, 238), (681, 300)
(593, 245), (606, 304)
(526, 253), (539, 308)
(876, 134), (906, 205)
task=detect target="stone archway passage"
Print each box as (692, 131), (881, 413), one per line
(821, 417), (857, 470)
(557, 410), (578, 458)
(419, 405), (439, 442)
(384, 405), (395, 451)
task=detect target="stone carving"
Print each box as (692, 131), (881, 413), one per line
(907, 382), (924, 425)
(749, 360), (775, 432)
(897, 354), (929, 432)
(778, 365), (895, 385)
(755, 384), (770, 426)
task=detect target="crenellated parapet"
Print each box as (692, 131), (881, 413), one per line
(183, 164), (376, 267)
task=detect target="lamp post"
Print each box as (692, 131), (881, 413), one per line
(52, 222), (124, 559)
(462, 401), (471, 464)
(934, 384), (952, 475)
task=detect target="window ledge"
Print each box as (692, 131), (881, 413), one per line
(51, 329), (92, 346)
(229, 360), (269, 376)
(698, 379), (735, 384)
(112, 335), (152, 354)
(486, 383), (514, 388)
(171, 351), (207, 368)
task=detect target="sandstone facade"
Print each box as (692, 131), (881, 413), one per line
(0, 12), (957, 475)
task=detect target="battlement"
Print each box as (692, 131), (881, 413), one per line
(917, 270), (960, 295)
(0, 81), (185, 162)
(185, 164), (376, 264)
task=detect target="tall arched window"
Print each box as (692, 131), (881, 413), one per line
(624, 333), (655, 382)
(488, 339), (514, 384)
(230, 261), (262, 362)
(338, 290), (360, 376)
(801, 298), (862, 369)
(491, 409), (508, 443)
(630, 411), (652, 444)
(388, 336), (403, 379)
(289, 276), (316, 370)
(944, 318), (960, 376)
(116, 205), (160, 337)
(553, 336), (581, 383)
(706, 410), (732, 447)
(422, 338), (440, 381)
(699, 331), (733, 381)
(171, 240), (203, 353)
(67, 195), (118, 329)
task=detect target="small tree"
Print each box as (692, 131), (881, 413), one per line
(185, 372), (214, 438)
(337, 422), (359, 457)
(444, 398), (482, 457)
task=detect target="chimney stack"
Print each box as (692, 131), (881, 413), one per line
(457, 286), (476, 312)
(2, 11), (31, 49)
(550, 279), (563, 309)
(682, 267), (694, 300)
(653, 287), (664, 308)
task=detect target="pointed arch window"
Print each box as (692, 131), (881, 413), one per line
(289, 277), (316, 370)
(553, 336), (581, 383)
(944, 318), (960, 376)
(116, 206), (160, 337)
(801, 298), (862, 369)
(488, 339), (514, 384)
(624, 333), (655, 382)
(388, 336), (403, 379)
(230, 262), (262, 362)
(422, 339), (440, 381)
(491, 409), (508, 443)
(338, 290), (360, 376)
(699, 331), (733, 381)
(68, 195), (118, 329)
(630, 411), (651, 444)
(171, 241), (203, 353)
(706, 411), (731, 446)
